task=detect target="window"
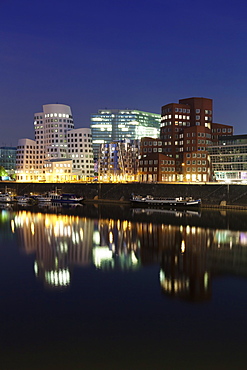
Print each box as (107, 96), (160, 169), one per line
(196, 109), (200, 113)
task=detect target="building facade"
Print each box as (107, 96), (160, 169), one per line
(0, 146), (17, 173)
(67, 128), (94, 180)
(139, 137), (177, 182)
(16, 104), (94, 182)
(209, 135), (247, 183)
(43, 158), (73, 183)
(16, 138), (37, 182)
(98, 139), (139, 182)
(91, 109), (160, 160)
(159, 97), (234, 182)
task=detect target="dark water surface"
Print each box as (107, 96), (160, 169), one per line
(1, 204), (247, 369)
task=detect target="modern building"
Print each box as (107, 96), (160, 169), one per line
(67, 128), (94, 180)
(139, 137), (177, 182)
(43, 158), (72, 183)
(0, 146), (17, 174)
(98, 139), (140, 182)
(209, 134), (247, 183)
(160, 97), (234, 182)
(91, 109), (160, 160)
(16, 138), (37, 182)
(16, 104), (94, 182)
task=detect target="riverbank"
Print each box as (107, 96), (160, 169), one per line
(2, 181), (247, 209)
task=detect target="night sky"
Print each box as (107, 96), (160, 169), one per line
(1, 0), (247, 146)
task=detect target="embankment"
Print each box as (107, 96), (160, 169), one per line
(2, 182), (247, 208)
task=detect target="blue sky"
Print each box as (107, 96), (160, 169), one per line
(1, 0), (247, 145)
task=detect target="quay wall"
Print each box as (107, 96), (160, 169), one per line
(2, 182), (247, 207)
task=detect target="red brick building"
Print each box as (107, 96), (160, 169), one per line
(159, 97), (233, 182)
(139, 138), (176, 182)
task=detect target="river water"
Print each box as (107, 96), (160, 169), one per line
(0, 203), (247, 370)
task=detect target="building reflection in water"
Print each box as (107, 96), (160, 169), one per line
(11, 211), (141, 289)
(9, 209), (247, 301)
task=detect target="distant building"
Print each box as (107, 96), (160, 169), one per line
(16, 104), (94, 182)
(209, 134), (247, 183)
(0, 146), (16, 173)
(91, 109), (160, 160)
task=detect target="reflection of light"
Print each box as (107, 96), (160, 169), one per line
(131, 251), (138, 264)
(93, 247), (113, 268)
(159, 269), (190, 293)
(11, 219), (15, 233)
(45, 217), (50, 227)
(80, 228), (83, 241)
(93, 231), (100, 245)
(181, 240), (185, 253)
(31, 222), (35, 235)
(191, 227), (196, 234)
(204, 272), (209, 288)
(160, 270), (165, 283)
(45, 269), (70, 287)
(34, 261), (38, 276)
(109, 231), (113, 243)
(59, 242), (68, 253)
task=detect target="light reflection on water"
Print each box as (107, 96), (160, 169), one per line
(1, 207), (247, 369)
(4, 208), (247, 300)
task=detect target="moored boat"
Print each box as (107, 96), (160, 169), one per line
(16, 196), (34, 205)
(49, 193), (84, 203)
(131, 194), (201, 207)
(0, 193), (13, 203)
(36, 195), (52, 202)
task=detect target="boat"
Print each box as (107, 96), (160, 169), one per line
(16, 196), (34, 205)
(34, 194), (52, 202)
(131, 194), (201, 207)
(49, 192), (84, 203)
(0, 193), (13, 203)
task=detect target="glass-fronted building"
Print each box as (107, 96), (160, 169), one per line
(0, 146), (17, 173)
(209, 135), (247, 182)
(91, 109), (160, 159)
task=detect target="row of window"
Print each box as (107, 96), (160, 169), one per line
(186, 160), (207, 165)
(142, 141), (162, 146)
(142, 148), (163, 153)
(212, 128), (232, 133)
(140, 167), (175, 172)
(186, 153), (207, 158)
(43, 113), (72, 118)
(186, 168), (207, 172)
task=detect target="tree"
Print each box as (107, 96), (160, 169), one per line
(0, 166), (8, 178)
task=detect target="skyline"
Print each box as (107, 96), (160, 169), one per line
(1, 0), (247, 145)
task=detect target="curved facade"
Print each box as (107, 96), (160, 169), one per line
(16, 104), (93, 182)
(34, 103), (74, 162)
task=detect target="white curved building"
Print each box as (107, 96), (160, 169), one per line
(34, 103), (74, 161)
(16, 104), (94, 182)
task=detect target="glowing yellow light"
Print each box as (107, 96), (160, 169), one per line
(109, 231), (113, 243)
(181, 240), (185, 253)
(31, 222), (35, 235)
